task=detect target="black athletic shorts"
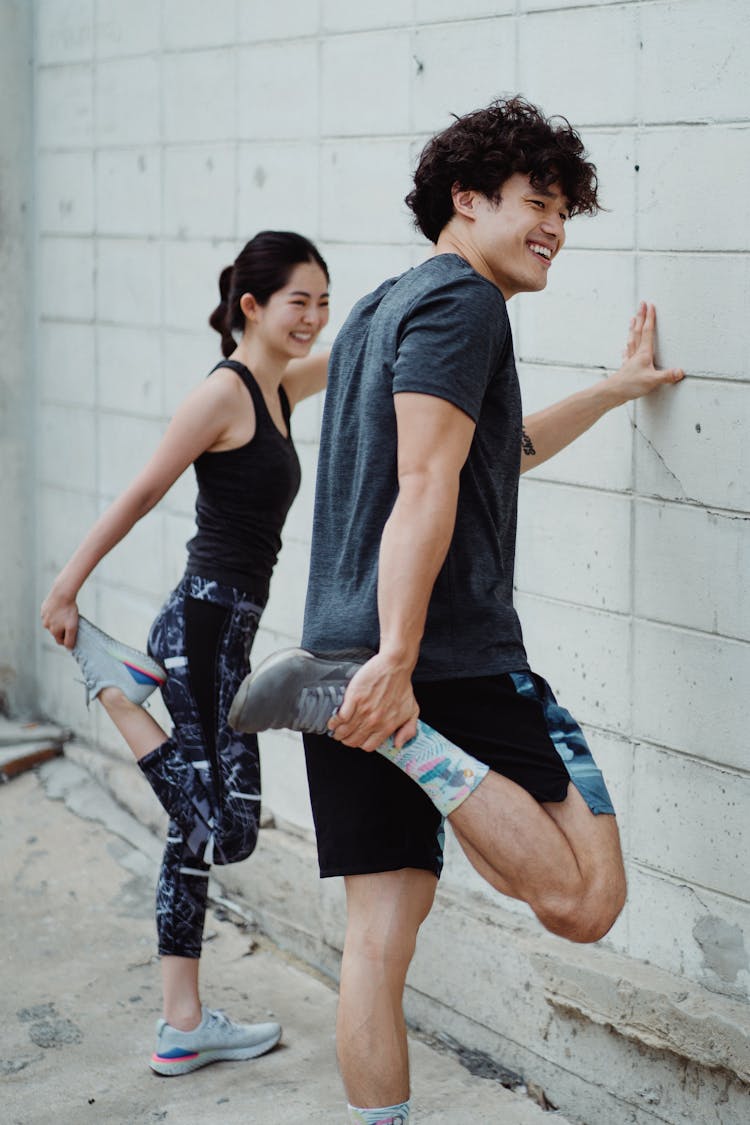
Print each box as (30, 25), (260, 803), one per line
(303, 669), (614, 879)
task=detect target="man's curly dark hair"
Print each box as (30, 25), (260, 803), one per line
(405, 95), (600, 244)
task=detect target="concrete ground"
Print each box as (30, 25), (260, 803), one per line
(1, 758), (568, 1125)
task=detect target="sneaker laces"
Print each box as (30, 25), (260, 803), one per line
(73, 656), (98, 704)
(206, 1008), (230, 1026)
(293, 684), (346, 734)
(205, 1009), (235, 1035)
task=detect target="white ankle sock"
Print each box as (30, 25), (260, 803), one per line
(347, 1100), (410, 1123)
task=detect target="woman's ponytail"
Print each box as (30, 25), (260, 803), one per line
(209, 265), (237, 357)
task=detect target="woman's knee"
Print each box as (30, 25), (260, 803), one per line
(212, 821), (259, 866)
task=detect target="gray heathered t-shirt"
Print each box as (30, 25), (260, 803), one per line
(302, 253), (528, 680)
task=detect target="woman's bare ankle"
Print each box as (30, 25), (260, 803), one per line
(97, 686), (167, 760)
(98, 685), (139, 713)
(163, 1003), (203, 1032)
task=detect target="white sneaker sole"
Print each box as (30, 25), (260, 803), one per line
(149, 1026), (282, 1076)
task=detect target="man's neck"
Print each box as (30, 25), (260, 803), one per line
(433, 229), (498, 291)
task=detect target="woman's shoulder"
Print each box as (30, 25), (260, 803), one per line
(178, 364), (255, 428)
(205, 362), (254, 399)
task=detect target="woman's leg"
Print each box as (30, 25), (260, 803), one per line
(97, 687), (167, 760)
(199, 592), (264, 866)
(151, 826), (281, 1073)
(160, 957), (201, 1032)
(147, 580), (264, 1026)
(156, 829), (208, 1029)
(143, 584), (225, 1021)
(137, 584), (223, 861)
(74, 581), (270, 1047)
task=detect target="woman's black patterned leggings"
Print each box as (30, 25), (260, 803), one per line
(139, 574), (265, 959)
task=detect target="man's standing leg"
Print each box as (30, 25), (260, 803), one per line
(339, 868), (437, 1122)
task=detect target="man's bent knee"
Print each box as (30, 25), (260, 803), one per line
(537, 875), (627, 944)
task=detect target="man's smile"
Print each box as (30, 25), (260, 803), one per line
(527, 240), (553, 264)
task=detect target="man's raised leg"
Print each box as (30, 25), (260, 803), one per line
(230, 651), (626, 942)
(450, 776), (626, 942)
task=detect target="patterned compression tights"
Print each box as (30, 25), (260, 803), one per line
(139, 575), (265, 959)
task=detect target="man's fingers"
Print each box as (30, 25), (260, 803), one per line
(335, 707), (419, 752)
(626, 302), (647, 354)
(329, 667), (373, 725)
(327, 689), (382, 745)
(393, 715), (418, 750)
(334, 723), (383, 752)
(331, 714), (387, 748)
(663, 367), (685, 384)
(640, 302), (656, 343)
(623, 316), (638, 359)
(325, 655), (418, 751)
(328, 698), (417, 751)
(330, 693), (354, 726)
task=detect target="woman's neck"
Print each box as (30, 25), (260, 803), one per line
(230, 337), (287, 391)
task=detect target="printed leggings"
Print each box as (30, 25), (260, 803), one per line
(139, 575), (264, 958)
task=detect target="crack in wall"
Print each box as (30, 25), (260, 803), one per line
(631, 420), (688, 499)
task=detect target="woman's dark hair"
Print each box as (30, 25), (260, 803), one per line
(209, 231), (329, 357)
(405, 95), (600, 244)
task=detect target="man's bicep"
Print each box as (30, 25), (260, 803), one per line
(393, 392), (476, 481)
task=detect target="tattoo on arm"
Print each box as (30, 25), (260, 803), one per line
(521, 427), (536, 457)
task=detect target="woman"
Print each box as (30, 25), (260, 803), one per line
(41, 231), (330, 1075)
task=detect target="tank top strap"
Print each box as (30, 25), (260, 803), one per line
(211, 358), (275, 422)
(279, 383), (292, 426)
(209, 358), (260, 402)
(209, 359), (291, 435)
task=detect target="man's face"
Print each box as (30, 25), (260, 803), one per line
(469, 172), (569, 300)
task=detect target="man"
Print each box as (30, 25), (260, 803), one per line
(230, 96), (684, 1125)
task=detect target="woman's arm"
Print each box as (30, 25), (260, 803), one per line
(281, 348), (330, 410)
(41, 375), (241, 648)
(520, 303), (684, 474)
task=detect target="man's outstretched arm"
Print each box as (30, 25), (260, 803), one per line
(520, 302), (684, 473)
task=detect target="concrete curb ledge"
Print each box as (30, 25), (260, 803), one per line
(537, 942), (750, 1083)
(60, 742), (750, 1125)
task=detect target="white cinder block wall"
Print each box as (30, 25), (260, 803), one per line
(1, 0), (35, 715)
(31, 1), (749, 1120)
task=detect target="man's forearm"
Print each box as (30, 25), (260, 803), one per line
(521, 377), (627, 473)
(376, 473), (459, 670)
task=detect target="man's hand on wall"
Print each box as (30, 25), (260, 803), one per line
(609, 301), (685, 403)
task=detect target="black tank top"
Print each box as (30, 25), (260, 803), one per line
(185, 360), (302, 600)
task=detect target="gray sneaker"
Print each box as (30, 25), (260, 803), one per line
(228, 647), (369, 734)
(149, 1007), (281, 1076)
(72, 616), (166, 706)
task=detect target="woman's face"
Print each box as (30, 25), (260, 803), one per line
(252, 261), (330, 358)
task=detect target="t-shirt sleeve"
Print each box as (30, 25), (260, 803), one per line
(391, 274), (508, 422)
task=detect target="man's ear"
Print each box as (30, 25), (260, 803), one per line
(239, 292), (258, 321)
(451, 184), (479, 221)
